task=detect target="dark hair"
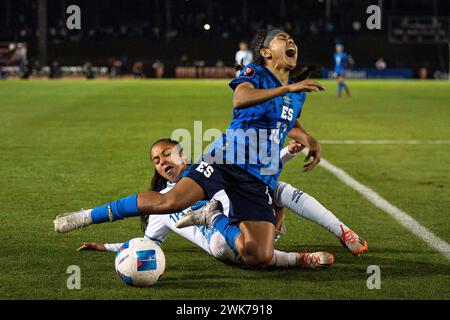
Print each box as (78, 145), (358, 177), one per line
(237, 28), (321, 82)
(140, 138), (180, 232)
(250, 29), (271, 66)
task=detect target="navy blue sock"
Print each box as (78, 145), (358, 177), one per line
(213, 214), (241, 255)
(91, 194), (140, 224)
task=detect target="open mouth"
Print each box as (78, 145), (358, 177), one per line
(285, 46), (296, 58)
(164, 165), (174, 175)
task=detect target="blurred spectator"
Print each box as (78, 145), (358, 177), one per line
(309, 22), (319, 35)
(418, 67), (428, 79)
(121, 56), (129, 75)
(109, 59), (123, 78)
(375, 57), (387, 71)
(347, 55), (355, 69)
(178, 55), (190, 66)
(193, 60), (206, 67)
(132, 61), (145, 78)
(235, 41), (253, 67)
(32, 60), (42, 77)
(11, 43), (29, 79)
(152, 60), (164, 78)
(324, 21), (334, 32)
(49, 60), (61, 79)
(83, 62), (95, 79)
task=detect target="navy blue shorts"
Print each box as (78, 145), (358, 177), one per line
(185, 161), (276, 225)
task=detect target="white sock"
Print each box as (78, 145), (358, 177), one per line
(268, 250), (299, 268)
(274, 182), (348, 238)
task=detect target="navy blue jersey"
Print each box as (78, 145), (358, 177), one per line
(206, 63), (306, 190)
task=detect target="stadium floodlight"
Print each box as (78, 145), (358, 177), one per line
(388, 16), (450, 81)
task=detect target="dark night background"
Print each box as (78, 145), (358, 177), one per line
(1, 0), (449, 76)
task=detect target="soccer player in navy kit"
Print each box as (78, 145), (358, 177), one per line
(334, 43), (351, 97)
(54, 29), (327, 268)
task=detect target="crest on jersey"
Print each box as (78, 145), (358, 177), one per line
(242, 67), (255, 77)
(282, 96), (292, 105)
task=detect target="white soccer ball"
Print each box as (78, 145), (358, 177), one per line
(115, 237), (165, 287)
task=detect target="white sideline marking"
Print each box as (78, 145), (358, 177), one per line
(310, 153), (450, 261)
(320, 140), (450, 145)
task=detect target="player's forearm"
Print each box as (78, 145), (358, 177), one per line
(104, 243), (124, 252)
(288, 122), (319, 149)
(288, 127), (315, 149)
(233, 86), (289, 108)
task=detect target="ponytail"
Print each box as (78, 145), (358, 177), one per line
(290, 64), (322, 82)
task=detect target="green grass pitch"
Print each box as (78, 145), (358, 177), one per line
(0, 79), (449, 299)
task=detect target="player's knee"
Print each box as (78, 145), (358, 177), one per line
(245, 252), (272, 268)
(242, 241), (272, 267)
(256, 251), (273, 267)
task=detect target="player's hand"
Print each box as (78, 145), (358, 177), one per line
(288, 140), (306, 154)
(303, 141), (322, 172)
(287, 80), (325, 93)
(76, 242), (106, 252)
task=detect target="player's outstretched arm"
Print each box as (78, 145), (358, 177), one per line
(233, 80), (324, 109)
(77, 242), (124, 252)
(76, 242), (107, 252)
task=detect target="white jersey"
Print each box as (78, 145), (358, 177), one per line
(235, 50), (253, 66)
(105, 182), (237, 261)
(105, 146), (297, 261)
(144, 182), (214, 253)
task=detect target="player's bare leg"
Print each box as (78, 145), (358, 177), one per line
(177, 200), (334, 268)
(236, 220), (275, 267)
(176, 204), (274, 267)
(137, 177), (205, 214)
(54, 177), (205, 233)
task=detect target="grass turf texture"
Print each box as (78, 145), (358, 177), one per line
(0, 79), (449, 299)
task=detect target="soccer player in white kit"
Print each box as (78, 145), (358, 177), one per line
(78, 139), (332, 268)
(77, 138), (367, 268)
(235, 41), (253, 77)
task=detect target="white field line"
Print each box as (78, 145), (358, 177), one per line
(308, 152), (450, 261)
(320, 140), (450, 145)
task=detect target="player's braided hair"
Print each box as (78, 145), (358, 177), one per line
(236, 28), (321, 81)
(140, 138), (181, 232)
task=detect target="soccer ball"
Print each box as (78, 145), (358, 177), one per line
(115, 237), (166, 287)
